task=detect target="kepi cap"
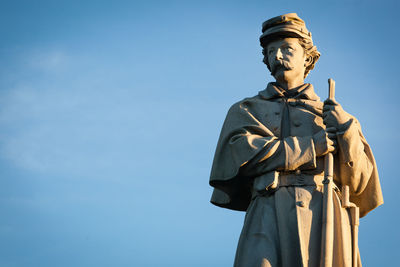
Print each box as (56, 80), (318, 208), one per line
(260, 13), (313, 47)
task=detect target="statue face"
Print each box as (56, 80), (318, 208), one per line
(266, 38), (307, 83)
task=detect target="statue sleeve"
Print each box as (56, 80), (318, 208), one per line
(335, 118), (373, 195)
(239, 135), (316, 177)
(210, 99), (316, 185)
(334, 117), (383, 217)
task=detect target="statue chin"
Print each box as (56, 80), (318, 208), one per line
(273, 70), (292, 83)
(272, 69), (306, 89)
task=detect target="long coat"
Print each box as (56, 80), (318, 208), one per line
(209, 83), (383, 267)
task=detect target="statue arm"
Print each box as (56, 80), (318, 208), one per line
(335, 118), (373, 195)
(239, 135), (317, 178)
(212, 100), (318, 181)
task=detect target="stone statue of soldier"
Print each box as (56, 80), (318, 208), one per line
(209, 13), (383, 267)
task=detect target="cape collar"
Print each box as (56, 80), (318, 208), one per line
(258, 82), (320, 101)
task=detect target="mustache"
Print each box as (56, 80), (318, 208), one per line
(271, 60), (293, 75)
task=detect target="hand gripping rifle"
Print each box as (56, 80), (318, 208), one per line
(320, 79), (360, 267)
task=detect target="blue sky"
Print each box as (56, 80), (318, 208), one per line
(0, 0), (398, 266)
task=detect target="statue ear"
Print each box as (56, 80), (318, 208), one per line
(304, 56), (313, 67)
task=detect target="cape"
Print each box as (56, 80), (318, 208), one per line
(209, 83), (383, 218)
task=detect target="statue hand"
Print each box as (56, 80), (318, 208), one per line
(312, 127), (337, 157)
(323, 99), (352, 131)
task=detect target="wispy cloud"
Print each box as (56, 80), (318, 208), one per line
(28, 50), (69, 72)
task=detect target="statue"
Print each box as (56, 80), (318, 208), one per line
(209, 13), (383, 267)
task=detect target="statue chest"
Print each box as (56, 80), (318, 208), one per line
(253, 99), (324, 137)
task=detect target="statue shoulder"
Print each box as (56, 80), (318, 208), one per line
(228, 94), (265, 114)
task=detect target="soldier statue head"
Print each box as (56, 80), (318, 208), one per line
(260, 13), (320, 88)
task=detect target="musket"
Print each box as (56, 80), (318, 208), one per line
(320, 79), (360, 267)
(320, 78), (335, 267)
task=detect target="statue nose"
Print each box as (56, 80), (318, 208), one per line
(275, 48), (283, 59)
